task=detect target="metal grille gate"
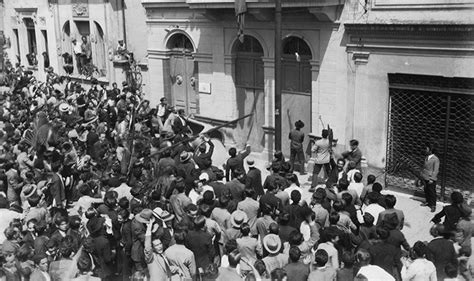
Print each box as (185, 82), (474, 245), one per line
(386, 74), (474, 198)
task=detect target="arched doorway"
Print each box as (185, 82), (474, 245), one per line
(166, 33), (197, 114)
(232, 35), (265, 152)
(281, 36), (312, 160)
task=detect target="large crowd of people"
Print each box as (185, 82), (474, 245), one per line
(0, 65), (472, 281)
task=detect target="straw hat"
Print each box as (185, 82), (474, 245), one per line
(263, 234), (282, 254)
(230, 210), (248, 228)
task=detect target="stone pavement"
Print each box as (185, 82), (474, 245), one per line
(245, 153), (440, 246)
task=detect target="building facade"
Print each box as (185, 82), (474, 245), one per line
(142, 0), (474, 193)
(1, 0), (150, 93)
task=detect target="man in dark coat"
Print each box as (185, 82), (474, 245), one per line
(86, 217), (114, 280)
(368, 227), (402, 280)
(49, 163), (66, 208)
(288, 120), (306, 175)
(225, 145), (251, 182)
(341, 139), (362, 171)
(225, 168), (246, 202)
(193, 137), (214, 170)
(185, 215), (215, 271)
(245, 159), (263, 197)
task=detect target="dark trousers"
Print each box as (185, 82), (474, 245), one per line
(290, 148), (305, 173)
(312, 163), (331, 187)
(424, 180), (437, 207)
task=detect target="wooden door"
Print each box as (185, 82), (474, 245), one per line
(170, 55), (197, 114)
(281, 57), (312, 159)
(234, 54), (265, 152)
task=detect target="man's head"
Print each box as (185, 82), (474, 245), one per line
(291, 190), (301, 204)
(354, 172), (363, 183)
(228, 250), (241, 268)
(33, 253), (49, 272)
(337, 159), (345, 171)
(160, 97), (167, 104)
(425, 143), (436, 156)
(81, 36), (87, 43)
(228, 147), (237, 157)
(177, 109), (185, 116)
(384, 194), (397, 209)
(322, 129), (329, 139)
(289, 246), (301, 263)
(314, 249), (329, 267)
(186, 204), (198, 219)
(349, 139), (359, 151)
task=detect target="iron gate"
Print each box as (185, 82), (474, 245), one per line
(386, 74), (474, 198)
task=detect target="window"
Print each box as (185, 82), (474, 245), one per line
(41, 30), (49, 68)
(166, 33), (194, 52)
(23, 18), (37, 66)
(13, 29), (20, 64)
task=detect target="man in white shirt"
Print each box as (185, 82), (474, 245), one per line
(311, 129), (331, 189)
(348, 172), (364, 200)
(357, 192), (385, 225)
(355, 249), (395, 281)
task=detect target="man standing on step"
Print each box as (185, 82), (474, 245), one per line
(420, 143), (440, 213)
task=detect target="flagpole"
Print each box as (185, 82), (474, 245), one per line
(274, 0), (282, 152)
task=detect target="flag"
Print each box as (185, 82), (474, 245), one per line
(235, 0), (247, 43)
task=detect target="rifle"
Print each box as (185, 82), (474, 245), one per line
(149, 113), (253, 157)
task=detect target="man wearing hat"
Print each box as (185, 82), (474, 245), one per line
(262, 234), (288, 274)
(224, 210), (248, 243)
(245, 159), (264, 197)
(131, 208), (154, 271)
(176, 151), (197, 190)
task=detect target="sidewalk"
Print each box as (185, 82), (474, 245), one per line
(246, 154), (437, 246)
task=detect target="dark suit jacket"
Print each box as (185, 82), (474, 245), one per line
(194, 142), (214, 170)
(225, 146), (251, 181)
(91, 235), (114, 279)
(185, 229), (215, 270)
(342, 148), (362, 170)
(120, 220), (133, 255)
(50, 173), (66, 208)
(245, 167), (263, 196)
(226, 179), (245, 202)
(172, 116), (189, 135)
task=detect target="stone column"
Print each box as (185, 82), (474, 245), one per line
(262, 57), (275, 162)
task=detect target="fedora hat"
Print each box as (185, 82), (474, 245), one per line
(180, 151), (192, 163)
(246, 159), (255, 168)
(152, 207), (175, 222)
(263, 234), (282, 254)
(231, 210), (248, 228)
(22, 184), (38, 199)
(135, 209), (154, 224)
(59, 103), (70, 113)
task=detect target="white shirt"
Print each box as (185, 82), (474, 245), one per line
(357, 265), (395, 281)
(401, 258), (437, 281)
(0, 209), (22, 243)
(316, 242), (339, 269)
(284, 184), (301, 204)
(348, 182), (364, 199)
(112, 183), (133, 201)
(188, 185), (214, 205)
(358, 203), (385, 225)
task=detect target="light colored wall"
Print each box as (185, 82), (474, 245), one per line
(3, 0), (59, 81)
